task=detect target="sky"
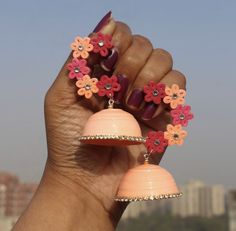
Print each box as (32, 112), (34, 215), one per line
(0, 0), (235, 188)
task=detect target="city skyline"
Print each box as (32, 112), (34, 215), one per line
(0, 0), (236, 188)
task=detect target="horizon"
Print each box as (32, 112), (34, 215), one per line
(0, 0), (235, 189)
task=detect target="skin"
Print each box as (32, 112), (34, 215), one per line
(13, 18), (186, 231)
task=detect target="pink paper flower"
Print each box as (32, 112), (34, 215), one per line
(171, 105), (194, 127)
(67, 58), (91, 79)
(97, 75), (121, 97)
(143, 81), (166, 104)
(145, 131), (168, 154)
(90, 32), (113, 57)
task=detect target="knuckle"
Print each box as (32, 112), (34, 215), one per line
(171, 70), (187, 87)
(154, 48), (173, 68)
(115, 21), (132, 34)
(133, 35), (153, 48)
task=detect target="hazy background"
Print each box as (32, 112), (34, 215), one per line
(0, 0), (235, 188)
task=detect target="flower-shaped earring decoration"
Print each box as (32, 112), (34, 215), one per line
(163, 84), (186, 109)
(90, 32), (113, 57)
(164, 124), (187, 146)
(70, 36), (93, 59)
(65, 30), (194, 203)
(76, 75), (99, 99)
(115, 129), (182, 202)
(68, 32), (144, 146)
(145, 131), (168, 154)
(67, 58), (91, 79)
(171, 105), (194, 127)
(143, 81), (166, 104)
(97, 75), (121, 97)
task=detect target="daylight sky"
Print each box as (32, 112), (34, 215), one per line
(0, 0), (235, 188)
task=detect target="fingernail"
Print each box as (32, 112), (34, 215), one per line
(127, 89), (144, 108)
(114, 74), (129, 104)
(93, 11), (112, 33)
(141, 103), (158, 120)
(100, 49), (118, 71)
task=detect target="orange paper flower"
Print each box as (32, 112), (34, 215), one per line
(163, 84), (186, 109)
(70, 36), (93, 59)
(76, 75), (99, 99)
(164, 124), (187, 146)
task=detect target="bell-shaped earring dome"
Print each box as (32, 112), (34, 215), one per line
(115, 163), (182, 202)
(79, 108), (144, 145)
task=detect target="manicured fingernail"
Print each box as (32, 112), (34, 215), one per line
(141, 103), (158, 120)
(114, 74), (129, 104)
(127, 89), (144, 108)
(93, 11), (112, 33)
(100, 49), (118, 71)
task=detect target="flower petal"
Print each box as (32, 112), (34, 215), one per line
(167, 124), (175, 133)
(168, 138), (176, 146)
(177, 98), (185, 105)
(85, 90), (92, 99)
(100, 48), (108, 57)
(170, 100), (178, 109)
(91, 85), (99, 93)
(76, 80), (84, 88)
(144, 94), (153, 102)
(81, 51), (89, 59)
(68, 71), (76, 79)
(77, 88), (85, 96)
(73, 50), (80, 58)
(163, 96), (171, 104)
(172, 84), (179, 94)
(176, 139), (184, 146)
(165, 86), (172, 95)
(98, 89), (106, 96)
(178, 89), (186, 97)
(86, 44), (94, 51)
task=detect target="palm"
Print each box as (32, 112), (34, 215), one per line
(45, 87), (150, 212)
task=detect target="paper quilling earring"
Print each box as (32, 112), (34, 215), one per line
(67, 33), (144, 145)
(66, 31), (194, 202)
(115, 81), (194, 201)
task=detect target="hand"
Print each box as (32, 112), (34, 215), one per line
(14, 12), (186, 231)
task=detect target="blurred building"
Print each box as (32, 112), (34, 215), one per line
(0, 171), (37, 217)
(171, 181), (225, 218)
(228, 190), (236, 231)
(0, 215), (18, 231)
(121, 180), (226, 220)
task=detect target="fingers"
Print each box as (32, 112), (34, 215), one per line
(134, 49), (173, 86)
(114, 35), (153, 86)
(112, 22), (133, 55)
(45, 19), (135, 110)
(125, 48), (172, 109)
(143, 70), (187, 130)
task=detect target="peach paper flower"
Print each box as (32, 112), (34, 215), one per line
(163, 84), (186, 109)
(164, 124), (187, 146)
(76, 75), (98, 99)
(70, 36), (93, 59)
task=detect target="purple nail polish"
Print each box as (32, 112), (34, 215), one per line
(141, 103), (158, 120)
(114, 74), (129, 104)
(93, 11), (112, 33)
(127, 89), (144, 108)
(100, 49), (118, 71)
